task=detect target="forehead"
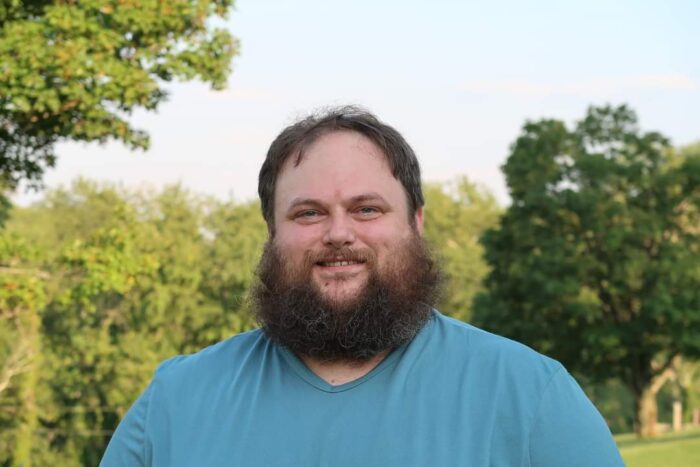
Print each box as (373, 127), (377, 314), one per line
(273, 131), (407, 211)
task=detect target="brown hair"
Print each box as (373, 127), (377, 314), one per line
(258, 105), (424, 228)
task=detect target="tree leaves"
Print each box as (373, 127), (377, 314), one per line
(423, 177), (501, 322)
(474, 104), (700, 435)
(0, 0), (238, 189)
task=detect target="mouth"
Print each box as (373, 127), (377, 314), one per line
(317, 260), (364, 267)
(312, 255), (370, 284)
(314, 257), (368, 274)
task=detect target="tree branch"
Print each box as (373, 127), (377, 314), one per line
(0, 339), (34, 395)
(0, 266), (50, 279)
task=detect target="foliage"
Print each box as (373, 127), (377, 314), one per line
(474, 105), (700, 437)
(583, 378), (635, 433)
(1, 182), (265, 464)
(0, 233), (47, 465)
(0, 0), (238, 190)
(423, 177), (501, 322)
(200, 198), (268, 336)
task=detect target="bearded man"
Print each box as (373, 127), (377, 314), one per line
(101, 107), (623, 466)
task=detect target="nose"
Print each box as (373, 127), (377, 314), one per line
(322, 213), (356, 248)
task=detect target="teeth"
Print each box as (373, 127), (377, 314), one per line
(323, 261), (358, 267)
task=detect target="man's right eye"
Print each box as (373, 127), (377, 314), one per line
(296, 210), (320, 220)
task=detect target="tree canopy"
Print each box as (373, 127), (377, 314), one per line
(422, 177), (501, 322)
(1, 181), (266, 464)
(473, 105), (700, 437)
(0, 0), (238, 191)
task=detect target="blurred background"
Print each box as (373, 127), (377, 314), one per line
(1, 0), (699, 465)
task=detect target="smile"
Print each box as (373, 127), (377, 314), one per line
(318, 260), (362, 267)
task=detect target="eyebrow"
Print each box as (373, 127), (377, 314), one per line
(286, 192), (389, 211)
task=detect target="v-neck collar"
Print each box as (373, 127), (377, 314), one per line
(278, 316), (435, 393)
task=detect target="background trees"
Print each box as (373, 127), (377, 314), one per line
(474, 105), (700, 437)
(0, 233), (47, 465)
(1, 3), (241, 455)
(1, 182), (265, 464)
(0, 0), (238, 192)
(423, 177), (501, 322)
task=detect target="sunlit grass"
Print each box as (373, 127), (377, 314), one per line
(616, 428), (700, 467)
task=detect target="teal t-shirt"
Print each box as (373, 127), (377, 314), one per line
(101, 311), (623, 466)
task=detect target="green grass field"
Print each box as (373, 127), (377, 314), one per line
(616, 428), (700, 467)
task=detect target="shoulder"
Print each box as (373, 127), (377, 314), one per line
(427, 312), (624, 464)
(101, 330), (272, 465)
(153, 329), (270, 387)
(418, 312), (566, 396)
(429, 310), (563, 378)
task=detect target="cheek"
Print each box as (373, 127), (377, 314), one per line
(275, 227), (320, 258)
(357, 221), (412, 249)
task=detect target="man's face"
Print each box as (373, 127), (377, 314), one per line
(272, 130), (424, 303)
(255, 129), (439, 361)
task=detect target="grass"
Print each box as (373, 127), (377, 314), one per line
(616, 427), (700, 467)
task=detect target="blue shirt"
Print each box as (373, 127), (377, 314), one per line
(101, 311), (623, 466)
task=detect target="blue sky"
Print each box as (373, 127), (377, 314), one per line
(15, 0), (700, 205)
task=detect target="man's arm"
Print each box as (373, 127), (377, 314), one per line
(529, 369), (624, 466)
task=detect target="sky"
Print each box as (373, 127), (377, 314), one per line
(14, 0), (700, 206)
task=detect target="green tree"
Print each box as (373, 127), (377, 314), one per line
(6, 178), (133, 258)
(2, 182), (263, 464)
(423, 177), (501, 322)
(41, 213), (160, 466)
(0, 233), (47, 466)
(200, 198), (268, 334)
(474, 106), (700, 437)
(0, 0), (238, 191)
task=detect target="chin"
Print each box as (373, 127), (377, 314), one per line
(317, 280), (366, 303)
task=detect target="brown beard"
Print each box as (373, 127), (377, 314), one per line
(251, 234), (441, 363)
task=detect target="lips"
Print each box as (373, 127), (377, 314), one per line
(309, 249), (373, 270)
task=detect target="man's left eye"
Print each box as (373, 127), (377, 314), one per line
(357, 207), (379, 215)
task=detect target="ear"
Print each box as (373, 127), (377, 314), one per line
(413, 207), (424, 236)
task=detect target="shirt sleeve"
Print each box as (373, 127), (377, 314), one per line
(528, 368), (625, 467)
(100, 381), (154, 467)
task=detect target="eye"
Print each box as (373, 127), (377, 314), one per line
(355, 206), (381, 219)
(293, 209), (323, 223)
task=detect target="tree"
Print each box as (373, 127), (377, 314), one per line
(0, 233), (47, 466)
(1, 182), (264, 464)
(41, 215), (160, 466)
(0, 0), (238, 191)
(200, 198), (268, 334)
(473, 105), (700, 437)
(422, 177), (501, 322)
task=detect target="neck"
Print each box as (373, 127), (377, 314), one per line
(300, 351), (391, 386)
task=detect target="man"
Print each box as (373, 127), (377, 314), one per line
(101, 107), (624, 466)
